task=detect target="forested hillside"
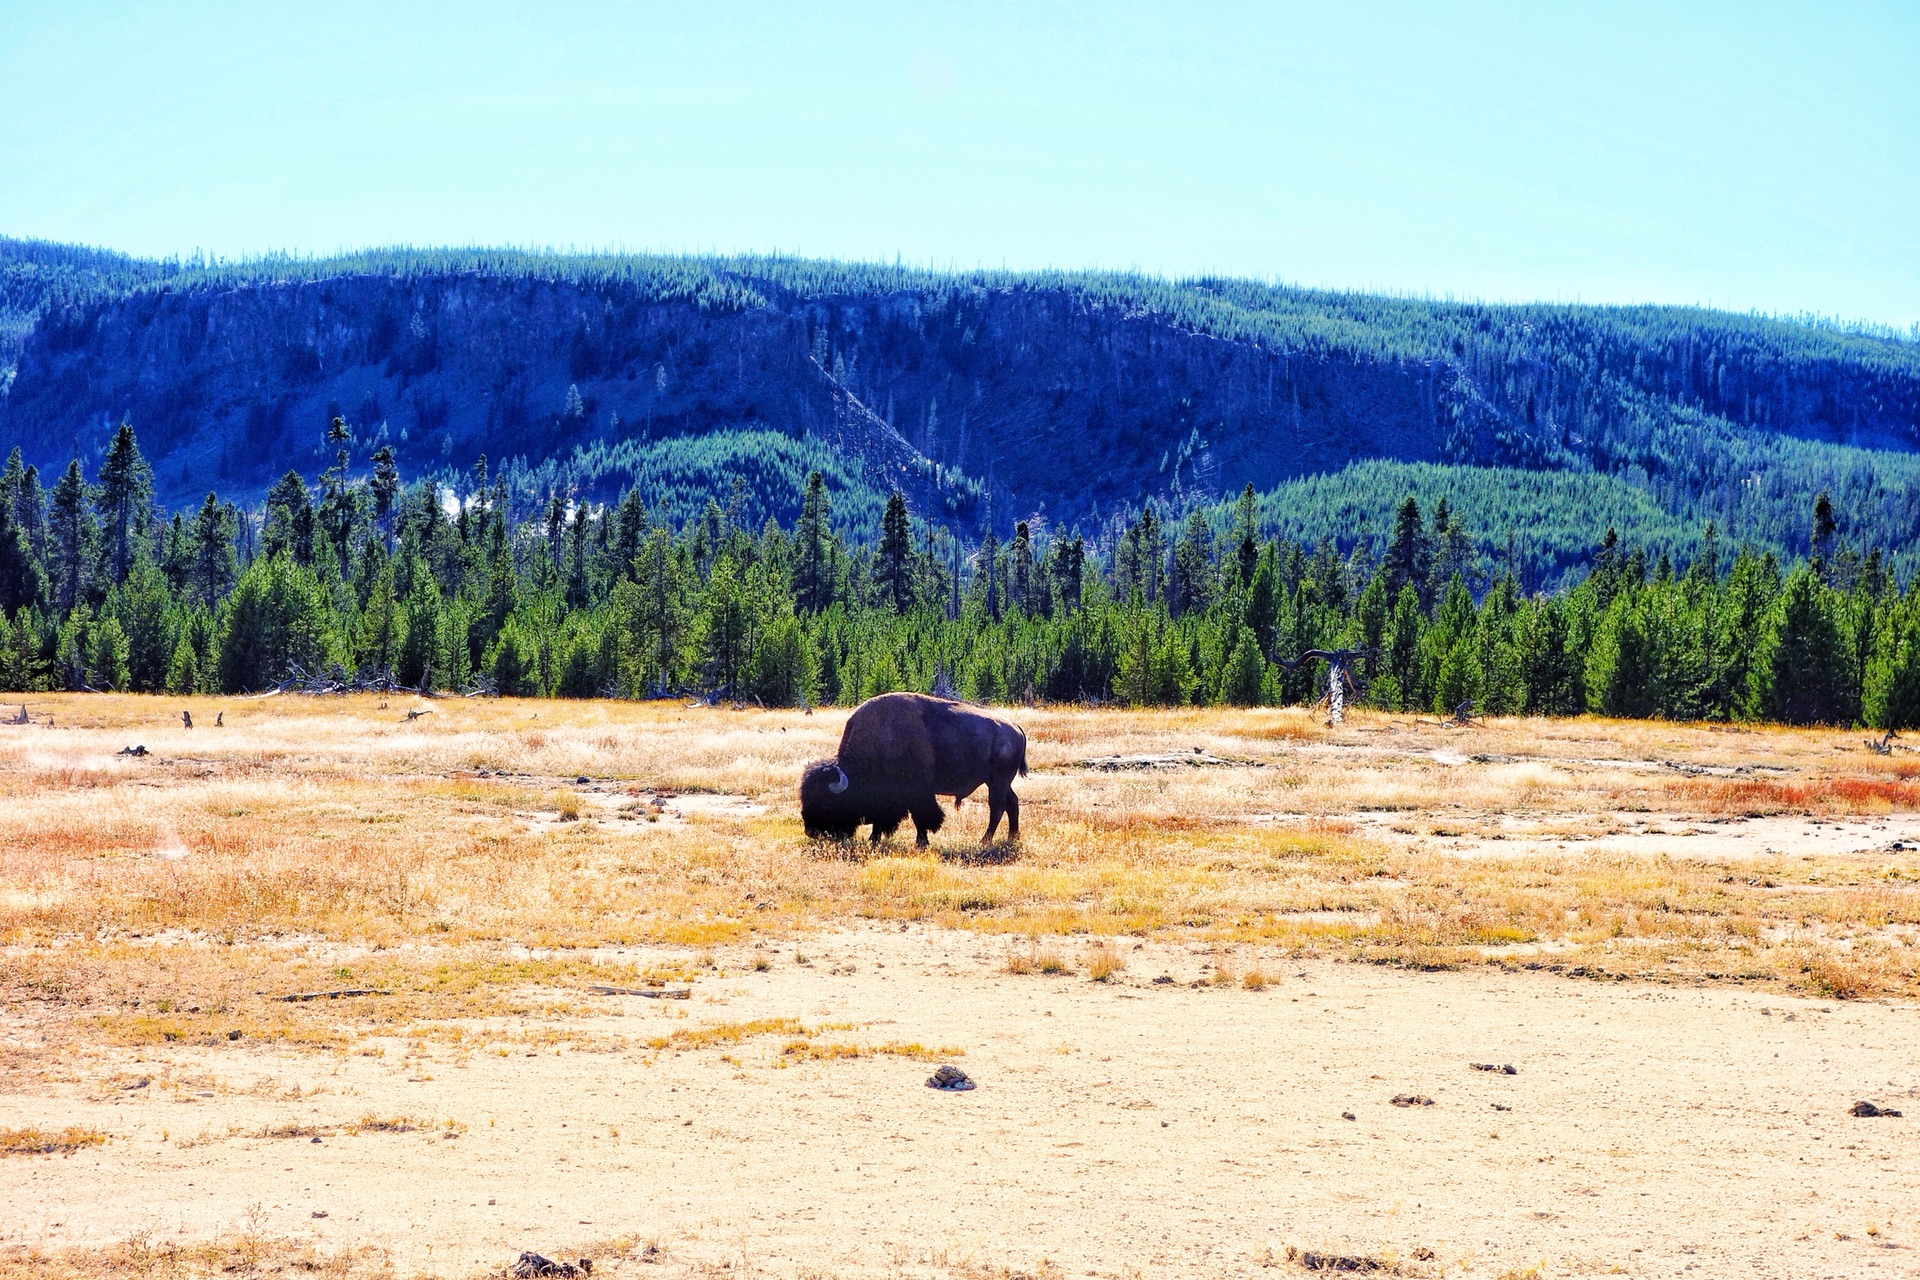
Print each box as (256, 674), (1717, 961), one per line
(4, 239), (1919, 583)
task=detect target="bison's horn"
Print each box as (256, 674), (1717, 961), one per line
(828, 764), (850, 794)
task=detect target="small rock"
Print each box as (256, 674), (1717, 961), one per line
(227, 1030), (243, 1041)
(310, 1136), (321, 1144)
(511, 1253), (586, 1279)
(927, 1064), (975, 1091)
(576, 776), (590, 785)
(1341, 1111), (1356, 1121)
(1390, 1094), (1435, 1108)
(1851, 1101), (1903, 1117)
(1470, 1062), (1517, 1075)
(1491, 1103), (1512, 1112)
(311, 1211), (327, 1219)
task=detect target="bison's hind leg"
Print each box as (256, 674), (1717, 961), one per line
(983, 774), (1021, 842)
(910, 794), (946, 848)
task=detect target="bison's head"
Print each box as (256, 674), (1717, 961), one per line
(799, 758), (863, 839)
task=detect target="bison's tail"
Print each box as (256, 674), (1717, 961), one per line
(1016, 737), (1029, 778)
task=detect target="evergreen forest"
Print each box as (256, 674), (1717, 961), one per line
(5, 421), (1919, 731)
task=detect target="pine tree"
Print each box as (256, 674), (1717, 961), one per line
(1749, 564), (1856, 725)
(613, 487), (648, 579)
(317, 417), (355, 575)
(1170, 508), (1214, 617)
(188, 494), (240, 609)
(1585, 592), (1656, 717)
(1245, 546), (1280, 658)
(1427, 498), (1475, 602)
(1381, 496), (1428, 603)
(697, 556), (755, 697)
(1231, 483), (1259, 589)
(262, 470), (314, 565)
(1864, 589), (1920, 730)
(1049, 537), (1085, 615)
(976, 526), (1002, 621)
(1810, 491), (1838, 567)
(793, 472), (833, 613)
(1686, 520), (1720, 593)
(876, 491), (913, 612)
(93, 423), (154, 587)
(217, 555), (334, 691)
(623, 527), (687, 693)
(107, 562), (174, 692)
(355, 559), (404, 678)
(1215, 626), (1266, 706)
(88, 616), (131, 691)
(1517, 597), (1579, 714)
(369, 445), (401, 549)
(46, 459), (95, 614)
(0, 492), (43, 614)
(1008, 521), (1035, 616)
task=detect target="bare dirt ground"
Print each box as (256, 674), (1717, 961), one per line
(3, 697), (1918, 1279)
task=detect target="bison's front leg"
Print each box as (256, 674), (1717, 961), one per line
(909, 795), (945, 848)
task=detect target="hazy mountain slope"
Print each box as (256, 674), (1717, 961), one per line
(3, 242), (1918, 559)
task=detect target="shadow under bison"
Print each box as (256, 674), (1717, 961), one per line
(801, 692), (1028, 847)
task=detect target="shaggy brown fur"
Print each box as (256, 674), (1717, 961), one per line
(799, 693), (1028, 846)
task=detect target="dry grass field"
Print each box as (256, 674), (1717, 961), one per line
(2, 694), (1918, 1279)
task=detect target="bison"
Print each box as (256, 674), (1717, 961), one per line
(800, 692), (1028, 846)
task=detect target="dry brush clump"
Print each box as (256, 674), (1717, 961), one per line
(0, 1127), (106, 1157)
(0, 1235), (398, 1280)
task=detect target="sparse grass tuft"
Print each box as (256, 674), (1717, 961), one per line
(1006, 940), (1074, 975)
(1086, 940), (1126, 982)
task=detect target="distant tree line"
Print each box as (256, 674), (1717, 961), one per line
(1, 423), (1916, 729)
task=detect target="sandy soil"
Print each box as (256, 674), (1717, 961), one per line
(5, 925), (1917, 1279)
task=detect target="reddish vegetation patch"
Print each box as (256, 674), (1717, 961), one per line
(1826, 777), (1920, 808)
(1675, 775), (1920, 813)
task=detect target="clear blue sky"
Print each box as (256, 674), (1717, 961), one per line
(4, 1), (1915, 325)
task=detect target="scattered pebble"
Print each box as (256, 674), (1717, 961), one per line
(1470, 1062), (1517, 1074)
(1850, 1101), (1903, 1118)
(1390, 1094), (1435, 1108)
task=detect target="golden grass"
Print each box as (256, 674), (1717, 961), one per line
(0, 692), (1915, 1059)
(0, 1127), (105, 1157)
(1085, 940), (1126, 982)
(0, 1237), (398, 1280)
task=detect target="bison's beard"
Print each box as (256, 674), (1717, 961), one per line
(799, 759), (865, 839)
